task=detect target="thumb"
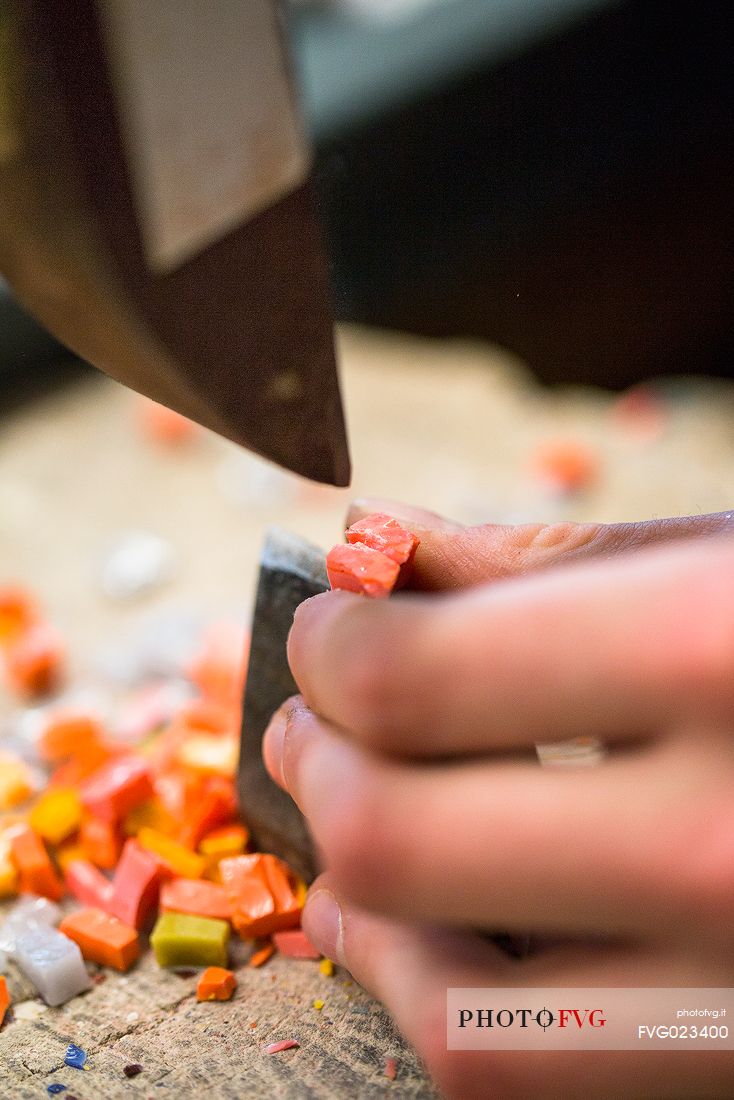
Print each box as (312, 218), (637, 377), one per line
(346, 497), (734, 591)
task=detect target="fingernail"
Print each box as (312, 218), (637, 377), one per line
(262, 706), (288, 789)
(303, 888), (346, 968)
(348, 497), (462, 531)
(291, 591), (341, 632)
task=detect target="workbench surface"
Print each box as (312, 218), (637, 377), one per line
(2, 326), (734, 1099)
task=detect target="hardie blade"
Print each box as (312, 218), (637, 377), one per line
(126, 178), (352, 488)
(0, 0), (350, 487)
(239, 528), (329, 883)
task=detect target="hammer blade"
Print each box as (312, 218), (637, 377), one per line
(239, 529), (327, 882)
(0, 1), (350, 487)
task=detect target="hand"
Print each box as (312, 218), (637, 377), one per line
(264, 501), (734, 1099)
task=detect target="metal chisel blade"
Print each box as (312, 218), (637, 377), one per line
(239, 529), (327, 882)
(0, 0), (350, 486)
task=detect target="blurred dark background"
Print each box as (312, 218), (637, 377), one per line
(2, 0), (732, 396)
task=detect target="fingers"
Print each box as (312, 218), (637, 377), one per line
(302, 875), (731, 1100)
(289, 536), (734, 754)
(346, 497), (734, 592)
(263, 699), (734, 941)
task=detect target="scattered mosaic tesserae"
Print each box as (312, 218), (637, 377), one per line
(0, 976), (9, 1028)
(327, 513), (420, 597)
(59, 907), (140, 972)
(0, 523), (417, 1019)
(0, 587), (323, 1021)
(0, 586), (63, 697)
(13, 925), (91, 1007)
(196, 965), (237, 1002)
(150, 912), (230, 968)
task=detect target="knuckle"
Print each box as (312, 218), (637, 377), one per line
(512, 522), (607, 568)
(675, 571), (734, 709)
(427, 1045), (544, 1100)
(321, 775), (382, 880)
(338, 609), (424, 744)
(340, 648), (397, 734)
(324, 775), (408, 907)
(413, 1005), (462, 1096)
(685, 807), (734, 928)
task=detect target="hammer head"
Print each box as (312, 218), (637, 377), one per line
(238, 529), (328, 882)
(0, 0), (350, 487)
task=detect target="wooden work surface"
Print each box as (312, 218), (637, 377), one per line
(2, 325), (734, 1098)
